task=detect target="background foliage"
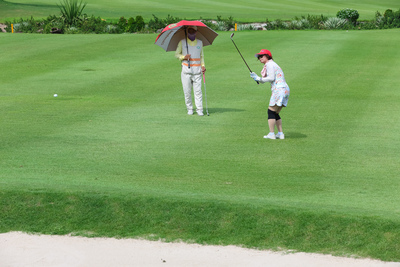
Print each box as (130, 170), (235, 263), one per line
(5, 3), (400, 33)
(3, 7), (400, 33)
(336, 8), (360, 25)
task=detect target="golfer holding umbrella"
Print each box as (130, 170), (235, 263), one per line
(250, 49), (290, 139)
(175, 26), (206, 116)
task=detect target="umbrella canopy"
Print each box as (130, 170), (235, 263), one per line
(155, 20), (218, 52)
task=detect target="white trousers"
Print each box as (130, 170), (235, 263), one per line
(181, 72), (203, 112)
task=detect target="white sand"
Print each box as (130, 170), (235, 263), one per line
(1, 232), (399, 267)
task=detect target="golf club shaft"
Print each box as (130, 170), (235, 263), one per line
(230, 34), (259, 84)
(230, 39), (252, 72)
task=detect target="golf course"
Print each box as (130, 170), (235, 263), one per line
(1, 0), (400, 262)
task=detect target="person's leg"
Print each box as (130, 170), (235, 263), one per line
(268, 118), (276, 133)
(276, 118), (282, 132)
(275, 106), (283, 132)
(192, 74), (203, 115)
(265, 108), (276, 139)
(275, 106), (285, 139)
(181, 72), (193, 114)
(271, 86), (288, 138)
(267, 92), (279, 135)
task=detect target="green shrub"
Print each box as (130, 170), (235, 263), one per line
(4, 11), (400, 34)
(375, 9), (400, 29)
(324, 17), (349, 29)
(105, 24), (118, 33)
(215, 20), (228, 31)
(58, 0), (87, 26)
(148, 14), (165, 30)
(163, 14), (181, 26)
(216, 16), (235, 30)
(384, 9), (393, 18)
(117, 16), (127, 32)
(123, 16), (145, 33)
(375, 11), (384, 25)
(126, 17), (136, 32)
(6, 17), (42, 33)
(236, 24), (253, 31)
(147, 14), (181, 31)
(265, 19), (288, 30)
(40, 15), (65, 33)
(358, 20), (379, 30)
(265, 15), (327, 30)
(79, 15), (108, 34)
(135, 16), (145, 32)
(336, 8), (359, 25)
(64, 26), (79, 34)
(202, 20), (218, 31)
(288, 18), (311, 30)
(306, 14), (328, 29)
(385, 8), (400, 27)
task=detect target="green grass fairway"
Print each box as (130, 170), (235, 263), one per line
(1, 30), (400, 261)
(1, 0), (399, 22)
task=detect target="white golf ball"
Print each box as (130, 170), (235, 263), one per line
(54, 94), (58, 97)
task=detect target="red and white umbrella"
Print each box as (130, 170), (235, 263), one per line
(155, 20), (218, 52)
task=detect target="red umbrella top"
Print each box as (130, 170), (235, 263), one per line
(155, 20), (218, 52)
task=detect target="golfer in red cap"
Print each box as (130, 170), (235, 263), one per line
(250, 49), (290, 139)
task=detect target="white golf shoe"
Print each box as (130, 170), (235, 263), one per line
(263, 133), (276, 139)
(197, 110), (204, 116)
(187, 110), (194, 115)
(276, 133), (285, 139)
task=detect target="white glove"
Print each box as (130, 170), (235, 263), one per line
(250, 72), (261, 82)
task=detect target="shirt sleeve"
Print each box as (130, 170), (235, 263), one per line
(201, 48), (205, 67)
(260, 62), (275, 83)
(175, 41), (185, 61)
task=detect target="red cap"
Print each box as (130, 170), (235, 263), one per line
(255, 49), (272, 58)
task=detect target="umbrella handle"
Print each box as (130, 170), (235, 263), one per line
(184, 26), (190, 69)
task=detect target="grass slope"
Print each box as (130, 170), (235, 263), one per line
(1, 0), (399, 22)
(1, 30), (400, 261)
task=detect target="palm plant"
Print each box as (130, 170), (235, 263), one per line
(323, 17), (348, 29)
(58, 0), (87, 26)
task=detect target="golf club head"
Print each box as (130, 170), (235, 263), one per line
(230, 32), (234, 39)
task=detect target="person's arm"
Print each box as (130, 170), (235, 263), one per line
(175, 40), (192, 61)
(201, 48), (206, 73)
(260, 63), (274, 83)
(175, 41), (185, 61)
(200, 48), (205, 67)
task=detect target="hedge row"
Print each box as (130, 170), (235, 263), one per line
(2, 8), (400, 34)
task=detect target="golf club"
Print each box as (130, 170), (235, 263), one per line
(202, 72), (209, 116)
(230, 33), (259, 84)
